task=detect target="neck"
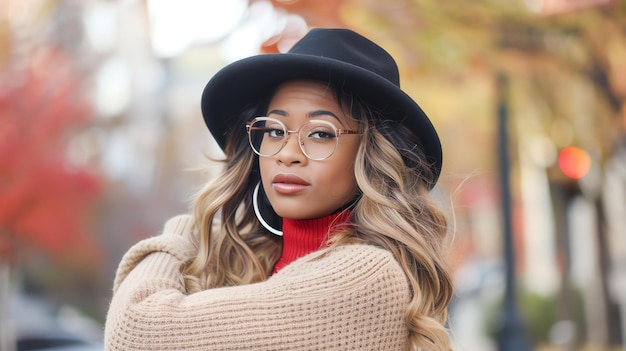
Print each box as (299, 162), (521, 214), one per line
(272, 210), (351, 274)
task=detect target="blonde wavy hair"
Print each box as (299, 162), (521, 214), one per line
(182, 85), (453, 350)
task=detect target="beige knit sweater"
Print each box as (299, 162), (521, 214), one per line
(104, 215), (411, 350)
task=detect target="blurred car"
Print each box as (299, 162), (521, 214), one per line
(10, 292), (104, 351)
(17, 331), (103, 351)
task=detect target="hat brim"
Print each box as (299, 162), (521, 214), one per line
(201, 53), (442, 184)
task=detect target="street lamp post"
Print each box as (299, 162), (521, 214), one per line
(495, 73), (531, 351)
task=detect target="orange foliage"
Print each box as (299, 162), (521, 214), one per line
(259, 0), (346, 54)
(267, 0), (343, 27)
(0, 48), (102, 265)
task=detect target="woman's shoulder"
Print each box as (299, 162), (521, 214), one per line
(320, 242), (398, 263)
(282, 243), (402, 274)
(319, 243), (397, 267)
(271, 243), (410, 298)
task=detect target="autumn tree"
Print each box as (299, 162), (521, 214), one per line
(0, 46), (104, 351)
(0, 48), (102, 266)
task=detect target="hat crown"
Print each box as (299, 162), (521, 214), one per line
(288, 28), (400, 87)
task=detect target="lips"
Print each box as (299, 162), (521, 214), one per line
(271, 174), (310, 194)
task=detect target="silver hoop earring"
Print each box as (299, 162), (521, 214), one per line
(253, 182), (283, 236)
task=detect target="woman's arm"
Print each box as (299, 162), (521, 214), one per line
(110, 214), (197, 292)
(105, 217), (411, 351)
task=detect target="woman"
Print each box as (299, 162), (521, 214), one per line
(105, 28), (453, 350)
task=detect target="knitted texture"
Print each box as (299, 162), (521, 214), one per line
(105, 215), (411, 350)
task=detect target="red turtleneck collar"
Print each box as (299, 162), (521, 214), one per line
(273, 210), (351, 274)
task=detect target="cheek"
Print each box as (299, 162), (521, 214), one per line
(325, 164), (355, 189)
(319, 154), (358, 196)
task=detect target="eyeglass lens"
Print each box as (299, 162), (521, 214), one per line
(248, 118), (339, 160)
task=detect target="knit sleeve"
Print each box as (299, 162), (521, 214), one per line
(111, 214), (197, 293)
(105, 219), (411, 351)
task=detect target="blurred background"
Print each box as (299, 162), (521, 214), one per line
(1, 0), (625, 350)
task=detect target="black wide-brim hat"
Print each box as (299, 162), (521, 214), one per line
(201, 28), (442, 186)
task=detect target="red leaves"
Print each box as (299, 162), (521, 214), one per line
(0, 48), (102, 265)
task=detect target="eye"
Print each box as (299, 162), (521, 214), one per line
(267, 128), (285, 138)
(307, 126), (337, 140)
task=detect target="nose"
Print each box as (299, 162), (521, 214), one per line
(275, 133), (307, 165)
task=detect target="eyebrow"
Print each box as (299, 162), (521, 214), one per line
(267, 109), (343, 124)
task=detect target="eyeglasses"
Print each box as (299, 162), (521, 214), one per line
(246, 117), (360, 160)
